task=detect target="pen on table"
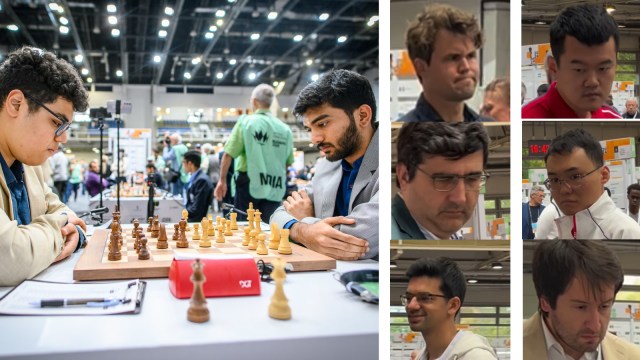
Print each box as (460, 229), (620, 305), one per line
(29, 298), (119, 307)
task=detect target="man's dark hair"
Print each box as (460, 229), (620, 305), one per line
(544, 128), (603, 168)
(0, 46), (88, 112)
(146, 164), (156, 171)
(294, 69), (378, 130)
(406, 257), (466, 315)
(627, 183), (640, 195)
(536, 83), (549, 97)
(396, 122), (489, 185)
(183, 150), (201, 168)
(532, 240), (623, 316)
(550, 4), (619, 66)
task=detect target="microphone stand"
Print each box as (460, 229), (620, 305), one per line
(115, 101), (121, 211)
(97, 116), (105, 225)
(147, 176), (155, 219)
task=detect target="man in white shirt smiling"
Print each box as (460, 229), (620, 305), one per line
(524, 240), (640, 360)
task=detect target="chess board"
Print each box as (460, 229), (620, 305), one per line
(74, 225), (337, 281)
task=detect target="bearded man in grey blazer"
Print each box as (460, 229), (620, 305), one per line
(270, 70), (378, 261)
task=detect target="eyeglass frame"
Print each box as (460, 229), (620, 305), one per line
(414, 167), (490, 192)
(22, 92), (71, 137)
(543, 166), (602, 192)
(400, 292), (448, 306)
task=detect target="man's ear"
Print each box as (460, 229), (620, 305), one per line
(396, 163), (410, 189)
(540, 296), (552, 313)
(4, 90), (26, 117)
(548, 56), (558, 74)
(601, 166), (611, 185)
(355, 104), (372, 127)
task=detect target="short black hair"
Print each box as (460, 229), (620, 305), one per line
(550, 4), (619, 66)
(406, 257), (466, 315)
(294, 69), (378, 130)
(532, 240), (623, 315)
(183, 150), (201, 168)
(146, 164), (156, 171)
(396, 122), (490, 184)
(0, 46), (88, 112)
(544, 128), (603, 168)
(627, 183), (640, 195)
(536, 83), (549, 96)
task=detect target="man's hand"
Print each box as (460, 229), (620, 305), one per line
(54, 223), (80, 262)
(283, 190), (314, 220)
(65, 213), (87, 232)
(214, 181), (227, 202)
(291, 217), (368, 261)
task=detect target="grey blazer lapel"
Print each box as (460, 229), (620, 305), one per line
(315, 160), (342, 219)
(350, 130), (378, 210)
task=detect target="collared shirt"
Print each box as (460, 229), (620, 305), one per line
(522, 82), (622, 119)
(417, 330), (465, 360)
(334, 156), (363, 217)
(398, 93), (484, 122)
(541, 315), (601, 360)
(622, 110), (639, 119)
(417, 220), (461, 240)
(0, 154), (31, 225)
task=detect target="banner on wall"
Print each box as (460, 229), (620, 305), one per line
(108, 128), (152, 176)
(521, 43), (551, 66)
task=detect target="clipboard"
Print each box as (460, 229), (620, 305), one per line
(0, 279), (146, 315)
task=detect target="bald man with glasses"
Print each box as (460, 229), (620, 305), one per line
(392, 122), (490, 239)
(540, 128), (640, 239)
(0, 46), (89, 285)
(403, 257), (498, 360)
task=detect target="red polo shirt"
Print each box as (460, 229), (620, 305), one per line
(522, 81), (621, 119)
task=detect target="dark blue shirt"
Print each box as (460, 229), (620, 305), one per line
(334, 156), (363, 217)
(398, 93), (488, 122)
(0, 154), (31, 225)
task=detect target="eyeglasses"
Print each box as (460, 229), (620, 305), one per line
(400, 293), (447, 306)
(416, 167), (490, 192)
(543, 166), (601, 192)
(23, 93), (70, 137)
(533, 193), (546, 198)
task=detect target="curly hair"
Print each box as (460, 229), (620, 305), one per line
(0, 46), (88, 112)
(406, 4), (484, 65)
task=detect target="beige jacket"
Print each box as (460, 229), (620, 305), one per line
(0, 164), (73, 286)
(524, 312), (640, 359)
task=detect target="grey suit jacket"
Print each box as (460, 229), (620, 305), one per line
(524, 312), (640, 360)
(391, 194), (434, 239)
(270, 130), (379, 260)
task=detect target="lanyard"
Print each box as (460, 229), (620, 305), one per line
(571, 215), (577, 239)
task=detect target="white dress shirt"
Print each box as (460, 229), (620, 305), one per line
(541, 315), (601, 360)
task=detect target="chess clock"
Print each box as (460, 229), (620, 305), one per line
(527, 140), (552, 158)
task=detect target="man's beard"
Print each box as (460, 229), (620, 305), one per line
(318, 115), (361, 161)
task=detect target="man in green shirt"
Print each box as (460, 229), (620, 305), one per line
(214, 84), (294, 220)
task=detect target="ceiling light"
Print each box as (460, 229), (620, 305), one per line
(108, 16), (117, 25)
(248, 72), (256, 80)
(165, 7), (174, 16)
(305, 59), (313, 66)
(273, 81), (279, 87)
(74, 54), (83, 63)
(158, 30), (167, 38)
(107, 4), (117, 13)
(619, 24), (626, 28)
(215, 9), (226, 18)
(282, 107), (289, 112)
(216, 19), (224, 26)
(184, 72), (191, 80)
(48, 3), (59, 11)
(191, 57), (201, 65)
(153, 55), (161, 63)
(250, 33), (260, 40)
(467, 279), (478, 284)
(7, 24), (18, 31)
(59, 25), (69, 34)
(228, 0), (236, 2)
(81, 68), (89, 75)
(56, 6), (64, 14)
(111, 28), (120, 37)
(87, 77), (93, 83)
(209, 25), (217, 32)
(606, 4), (616, 14)
(390, 260), (397, 268)
(267, 11), (278, 20)
(319, 13), (329, 21)
(216, 72), (223, 79)
(59, 16), (69, 25)
(229, 58), (237, 65)
(367, 15), (379, 27)
(310, 74), (319, 81)
(204, 32), (214, 39)
(491, 262), (503, 270)
(534, 21), (546, 25)
(116, 69), (123, 77)
(161, 19), (170, 27)
(337, 35), (347, 43)
(293, 34), (303, 42)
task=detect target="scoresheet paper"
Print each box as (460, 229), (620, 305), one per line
(0, 279), (144, 315)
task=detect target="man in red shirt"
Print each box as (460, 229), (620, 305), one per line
(522, 4), (620, 119)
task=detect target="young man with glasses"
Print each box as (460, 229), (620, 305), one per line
(0, 46), (89, 285)
(392, 122), (490, 239)
(525, 240), (640, 359)
(541, 128), (640, 239)
(522, 185), (546, 240)
(403, 257), (497, 360)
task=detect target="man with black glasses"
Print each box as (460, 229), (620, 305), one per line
(403, 257), (497, 360)
(392, 122), (490, 239)
(541, 128), (640, 239)
(0, 46), (89, 285)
